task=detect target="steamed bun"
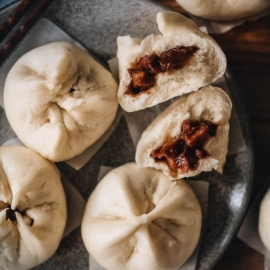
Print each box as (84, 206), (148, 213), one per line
(259, 188), (270, 252)
(0, 146), (67, 270)
(136, 86), (232, 179)
(81, 163), (202, 270)
(176, 0), (270, 21)
(117, 11), (226, 112)
(4, 42), (118, 162)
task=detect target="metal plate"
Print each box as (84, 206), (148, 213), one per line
(0, 0), (254, 269)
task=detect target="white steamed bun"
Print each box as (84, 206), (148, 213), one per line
(117, 11), (226, 112)
(81, 163), (202, 270)
(0, 146), (67, 270)
(4, 42), (118, 162)
(136, 86), (232, 179)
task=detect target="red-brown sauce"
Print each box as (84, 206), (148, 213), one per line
(151, 120), (218, 173)
(126, 46), (198, 95)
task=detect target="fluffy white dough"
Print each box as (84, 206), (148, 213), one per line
(136, 86), (232, 179)
(117, 11), (226, 112)
(176, 0), (270, 21)
(259, 188), (270, 252)
(4, 42), (118, 162)
(81, 163), (202, 270)
(0, 146), (67, 270)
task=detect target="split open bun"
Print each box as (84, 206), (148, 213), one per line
(117, 11), (226, 112)
(176, 0), (270, 21)
(81, 163), (202, 270)
(4, 42), (118, 162)
(136, 86), (232, 179)
(0, 146), (67, 270)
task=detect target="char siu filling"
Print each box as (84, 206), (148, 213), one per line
(151, 120), (218, 173)
(126, 46), (198, 95)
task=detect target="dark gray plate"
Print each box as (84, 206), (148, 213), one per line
(0, 0), (254, 269)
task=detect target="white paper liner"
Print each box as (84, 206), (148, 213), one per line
(88, 165), (209, 270)
(188, 7), (270, 34)
(0, 18), (122, 170)
(61, 174), (86, 237)
(108, 58), (119, 82)
(2, 137), (24, 147)
(237, 177), (270, 270)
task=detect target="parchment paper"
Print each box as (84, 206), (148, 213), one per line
(89, 166), (209, 270)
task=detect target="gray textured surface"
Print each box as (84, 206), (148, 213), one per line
(44, 0), (167, 62)
(0, 1), (254, 270)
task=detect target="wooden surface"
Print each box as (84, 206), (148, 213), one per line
(155, 0), (270, 269)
